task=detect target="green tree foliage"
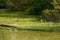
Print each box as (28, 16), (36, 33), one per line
(7, 0), (54, 11)
(42, 9), (60, 22)
(7, 0), (35, 11)
(42, 0), (60, 22)
(6, 0), (60, 22)
(28, 0), (54, 15)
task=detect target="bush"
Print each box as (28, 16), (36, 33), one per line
(42, 9), (60, 22)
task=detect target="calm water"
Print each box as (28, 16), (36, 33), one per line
(0, 27), (60, 40)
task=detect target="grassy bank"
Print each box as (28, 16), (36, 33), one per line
(0, 17), (60, 27)
(0, 9), (60, 40)
(0, 9), (60, 29)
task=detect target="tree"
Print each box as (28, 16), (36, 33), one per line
(7, 0), (54, 11)
(29, 0), (54, 15)
(41, 0), (60, 22)
(6, 0), (60, 22)
(7, 0), (35, 11)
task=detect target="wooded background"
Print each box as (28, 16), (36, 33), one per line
(0, 0), (60, 22)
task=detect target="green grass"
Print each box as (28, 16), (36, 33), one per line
(0, 9), (39, 18)
(0, 9), (60, 40)
(0, 9), (60, 29)
(0, 17), (60, 27)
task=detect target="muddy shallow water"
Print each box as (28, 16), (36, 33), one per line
(0, 27), (60, 40)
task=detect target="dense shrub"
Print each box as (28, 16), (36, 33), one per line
(7, 0), (54, 11)
(42, 9), (60, 22)
(6, 0), (60, 22)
